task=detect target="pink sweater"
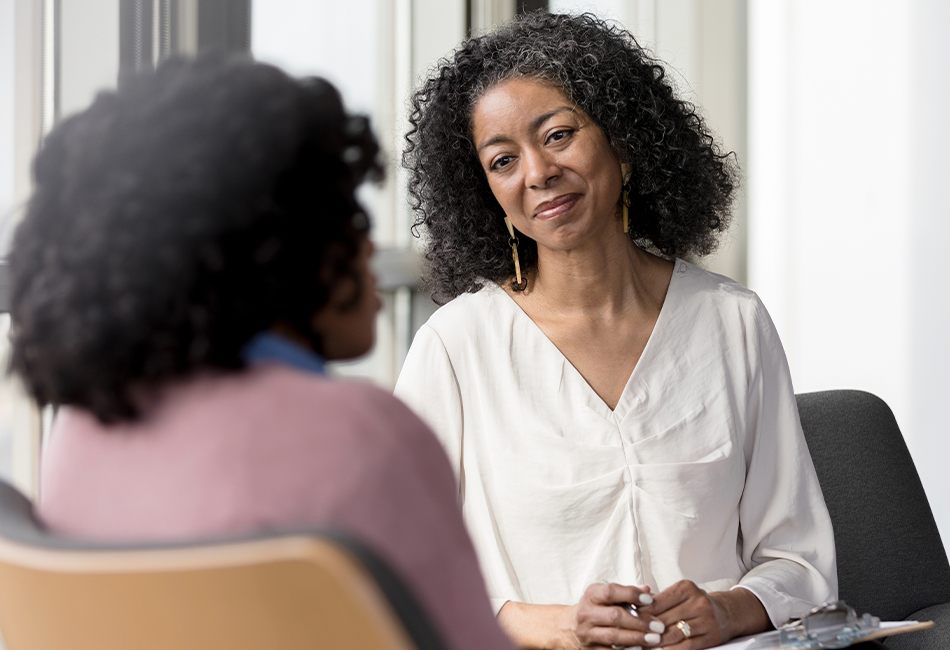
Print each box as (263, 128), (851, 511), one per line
(39, 365), (513, 650)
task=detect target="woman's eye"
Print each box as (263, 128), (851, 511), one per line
(490, 155), (514, 171)
(547, 129), (574, 144)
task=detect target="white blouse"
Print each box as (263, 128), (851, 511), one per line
(394, 259), (837, 627)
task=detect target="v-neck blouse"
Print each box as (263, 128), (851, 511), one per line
(394, 260), (837, 627)
(495, 257), (677, 420)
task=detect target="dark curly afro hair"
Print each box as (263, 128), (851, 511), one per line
(404, 11), (738, 302)
(8, 53), (382, 423)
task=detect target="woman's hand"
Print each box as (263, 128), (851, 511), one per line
(644, 581), (770, 649)
(555, 582), (667, 649)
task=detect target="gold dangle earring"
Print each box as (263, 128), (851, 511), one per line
(621, 163), (632, 235)
(504, 216), (527, 292)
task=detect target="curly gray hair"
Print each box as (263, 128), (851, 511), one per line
(404, 11), (738, 303)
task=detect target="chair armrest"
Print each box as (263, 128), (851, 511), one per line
(883, 602), (950, 650)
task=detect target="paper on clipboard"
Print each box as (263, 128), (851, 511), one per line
(707, 620), (934, 649)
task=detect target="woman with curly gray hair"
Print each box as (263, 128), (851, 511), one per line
(395, 12), (838, 650)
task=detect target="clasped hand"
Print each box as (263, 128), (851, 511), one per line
(560, 580), (732, 650)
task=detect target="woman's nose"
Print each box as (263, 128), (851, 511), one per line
(522, 148), (560, 189)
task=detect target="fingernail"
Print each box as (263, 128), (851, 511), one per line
(649, 620), (665, 633)
(638, 593), (654, 605)
(645, 632), (661, 645)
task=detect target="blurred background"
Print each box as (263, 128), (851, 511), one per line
(0, 0), (947, 555)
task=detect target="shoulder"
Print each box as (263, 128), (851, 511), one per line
(244, 368), (455, 476)
(666, 260), (783, 364)
(229, 368), (433, 442)
(411, 282), (513, 355)
(309, 377), (434, 436)
(423, 282), (504, 332)
(675, 259), (757, 303)
(328, 379), (460, 490)
(674, 259), (766, 322)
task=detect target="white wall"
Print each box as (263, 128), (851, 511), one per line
(251, 0), (380, 115)
(0, 0), (16, 490)
(251, 0), (466, 246)
(59, 0), (119, 119)
(749, 0), (950, 553)
(0, 0), (14, 224)
(907, 0), (950, 553)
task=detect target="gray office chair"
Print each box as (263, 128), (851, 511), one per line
(0, 480), (448, 650)
(797, 390), (950, 649)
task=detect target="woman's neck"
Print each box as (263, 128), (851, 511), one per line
(524, 228), (662, 319)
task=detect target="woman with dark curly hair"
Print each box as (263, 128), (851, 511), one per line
(8, 55), (514, 650)
(395, 12), (837, 650)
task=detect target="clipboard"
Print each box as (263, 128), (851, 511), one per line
(708, 620), (935, 649)
(858, 620), (934, 643)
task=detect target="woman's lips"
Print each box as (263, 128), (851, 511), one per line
(533, 194), (580, 221)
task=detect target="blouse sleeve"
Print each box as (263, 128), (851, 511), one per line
(395, 324), (520, 616)
(734, 296), (838, 627)
(394, 324), (466, 497)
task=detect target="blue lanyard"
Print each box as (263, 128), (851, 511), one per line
(242, 332), (326, 376)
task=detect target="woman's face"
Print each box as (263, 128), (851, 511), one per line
(312, 237), (381, 361)
(471, 77), (623, 252)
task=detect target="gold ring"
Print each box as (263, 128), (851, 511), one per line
(676, 619), (692, 638)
